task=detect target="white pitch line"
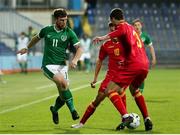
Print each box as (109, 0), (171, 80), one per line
(0, 81), (102, 114)
(36, 84), (55, 90)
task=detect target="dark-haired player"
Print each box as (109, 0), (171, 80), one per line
(17, 8), (83, 124)
(71, 22), (126, 128)
(93, 8), (153, 131)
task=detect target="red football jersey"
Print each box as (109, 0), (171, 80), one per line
(99, 39), (125, 72)
(108, 21), (149, 70)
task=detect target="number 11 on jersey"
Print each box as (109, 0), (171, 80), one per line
(52, 39), (58, 47)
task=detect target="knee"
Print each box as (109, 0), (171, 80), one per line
(130, 87), (141, 98)
(54, 76), (68, 90)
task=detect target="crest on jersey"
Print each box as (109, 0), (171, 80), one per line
(114, 48), (120, 56)
(61, 35), (67, 41)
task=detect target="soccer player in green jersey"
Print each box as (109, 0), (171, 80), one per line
(17, 8), (83, 124)
(132, 18), (157, 93)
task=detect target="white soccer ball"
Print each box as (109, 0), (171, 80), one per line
(127, 113), (140, 129)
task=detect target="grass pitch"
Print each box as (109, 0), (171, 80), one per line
(0, 69), (180, 134)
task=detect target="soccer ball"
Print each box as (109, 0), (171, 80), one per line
(127, 113), (140, 129)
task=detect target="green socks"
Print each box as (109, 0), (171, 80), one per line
(139, 82), (145, 93)
(62, 89), (75, 113)
(53, 96), (65, 112)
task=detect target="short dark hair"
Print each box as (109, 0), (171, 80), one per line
(132, 18), (142, 25)
(110, 8), (124, 20)
(53, 8), (67, 19)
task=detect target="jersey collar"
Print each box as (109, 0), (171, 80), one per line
(54, 24), (66, 33)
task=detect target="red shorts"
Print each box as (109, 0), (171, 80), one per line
(98, 71), (115, 93)
(112, 69), (148, 90)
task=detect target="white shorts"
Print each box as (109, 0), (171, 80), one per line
(80, 52), (91, 61)
(42, 65), (69, 83)
(17, 54), (27, 62)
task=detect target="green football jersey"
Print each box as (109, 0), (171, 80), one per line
(140, 32), (152, 47)
(38, 25), (79, 66)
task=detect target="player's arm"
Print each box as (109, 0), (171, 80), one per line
(148, 45), (156, 67)
(17, 35), (40, 55)
(71, 43), (83, 68)
(93, 27), (124, 44)
(145, 34), (157, 67)
(92, 35), (110, 44)
(69, 29), (83, 68)
(91, 44), (107, 88)
(91, 58), (103, 88)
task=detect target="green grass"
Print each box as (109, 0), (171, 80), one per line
(0, 69), (180, 134)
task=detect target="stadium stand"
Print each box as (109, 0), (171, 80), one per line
(0, 9), (43, 53)
(0, 0), (180, 72)
(94, 0), (180, 65)
(0, 42), (14, 56)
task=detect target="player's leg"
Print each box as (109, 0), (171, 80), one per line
(106, 81), (128, 116)
(50, 95), (65, 124)
(71, 91), (106, 128)
(53, 74), (79, 120)
(80, 92), (106, 124)
(129, 81), (144, 94)
(21, 61), (27, 74)
(19, 62), (23, 73)
(110, 71), (140, 130)
(113, 88), (126, 130)
(84, 57), (91, 73)
(21, 55), (27, 74)
(129, 70), (153, 131)
(24, 61), (28, 74)
(42, 66), (66, 124)
(17, 55), (22, 73)
(60, 66), (79, 120)
(118, 88), (126, 108)
(43, 65), (79, 124)
(139, 81), (145, 93)
(130, 86), (153, 131)
(106, 81), (133, 128)
(71, 73), (114, 128)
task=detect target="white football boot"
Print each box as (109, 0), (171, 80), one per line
(71, 123), (84, 128)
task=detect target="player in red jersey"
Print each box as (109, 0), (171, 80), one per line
(93, 8), (153, 131)
(71, 22), (127, 128)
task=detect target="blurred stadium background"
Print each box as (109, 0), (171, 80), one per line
(1, 0), (180, 134)
(0, 0), (180, 73)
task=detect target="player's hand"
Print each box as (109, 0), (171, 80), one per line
(70, 60), (77, 69)
(17, 48), (28, 55)
(90, 80), (97, 88)
(92, 35), (108, 45)
(92, 36), (103, 45)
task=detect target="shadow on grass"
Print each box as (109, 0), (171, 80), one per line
(146, 99), (170, 103)
(0, 127), (162, 134)
(82, 126), (162, 134)
(122, 129), (162, 134)
(53, 127), (81, 134)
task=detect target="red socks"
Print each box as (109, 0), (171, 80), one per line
(108, 91), (128, 116)
(119, 90), (126, 108)
(80, 103), (96, 124)
(134, 90), (149, 119)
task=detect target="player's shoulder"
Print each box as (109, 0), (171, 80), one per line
(142, 31), (150, 37)
(65, 26), (77, 36)
(41, 25), (53, 31)
(65, 26), (73, 32)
